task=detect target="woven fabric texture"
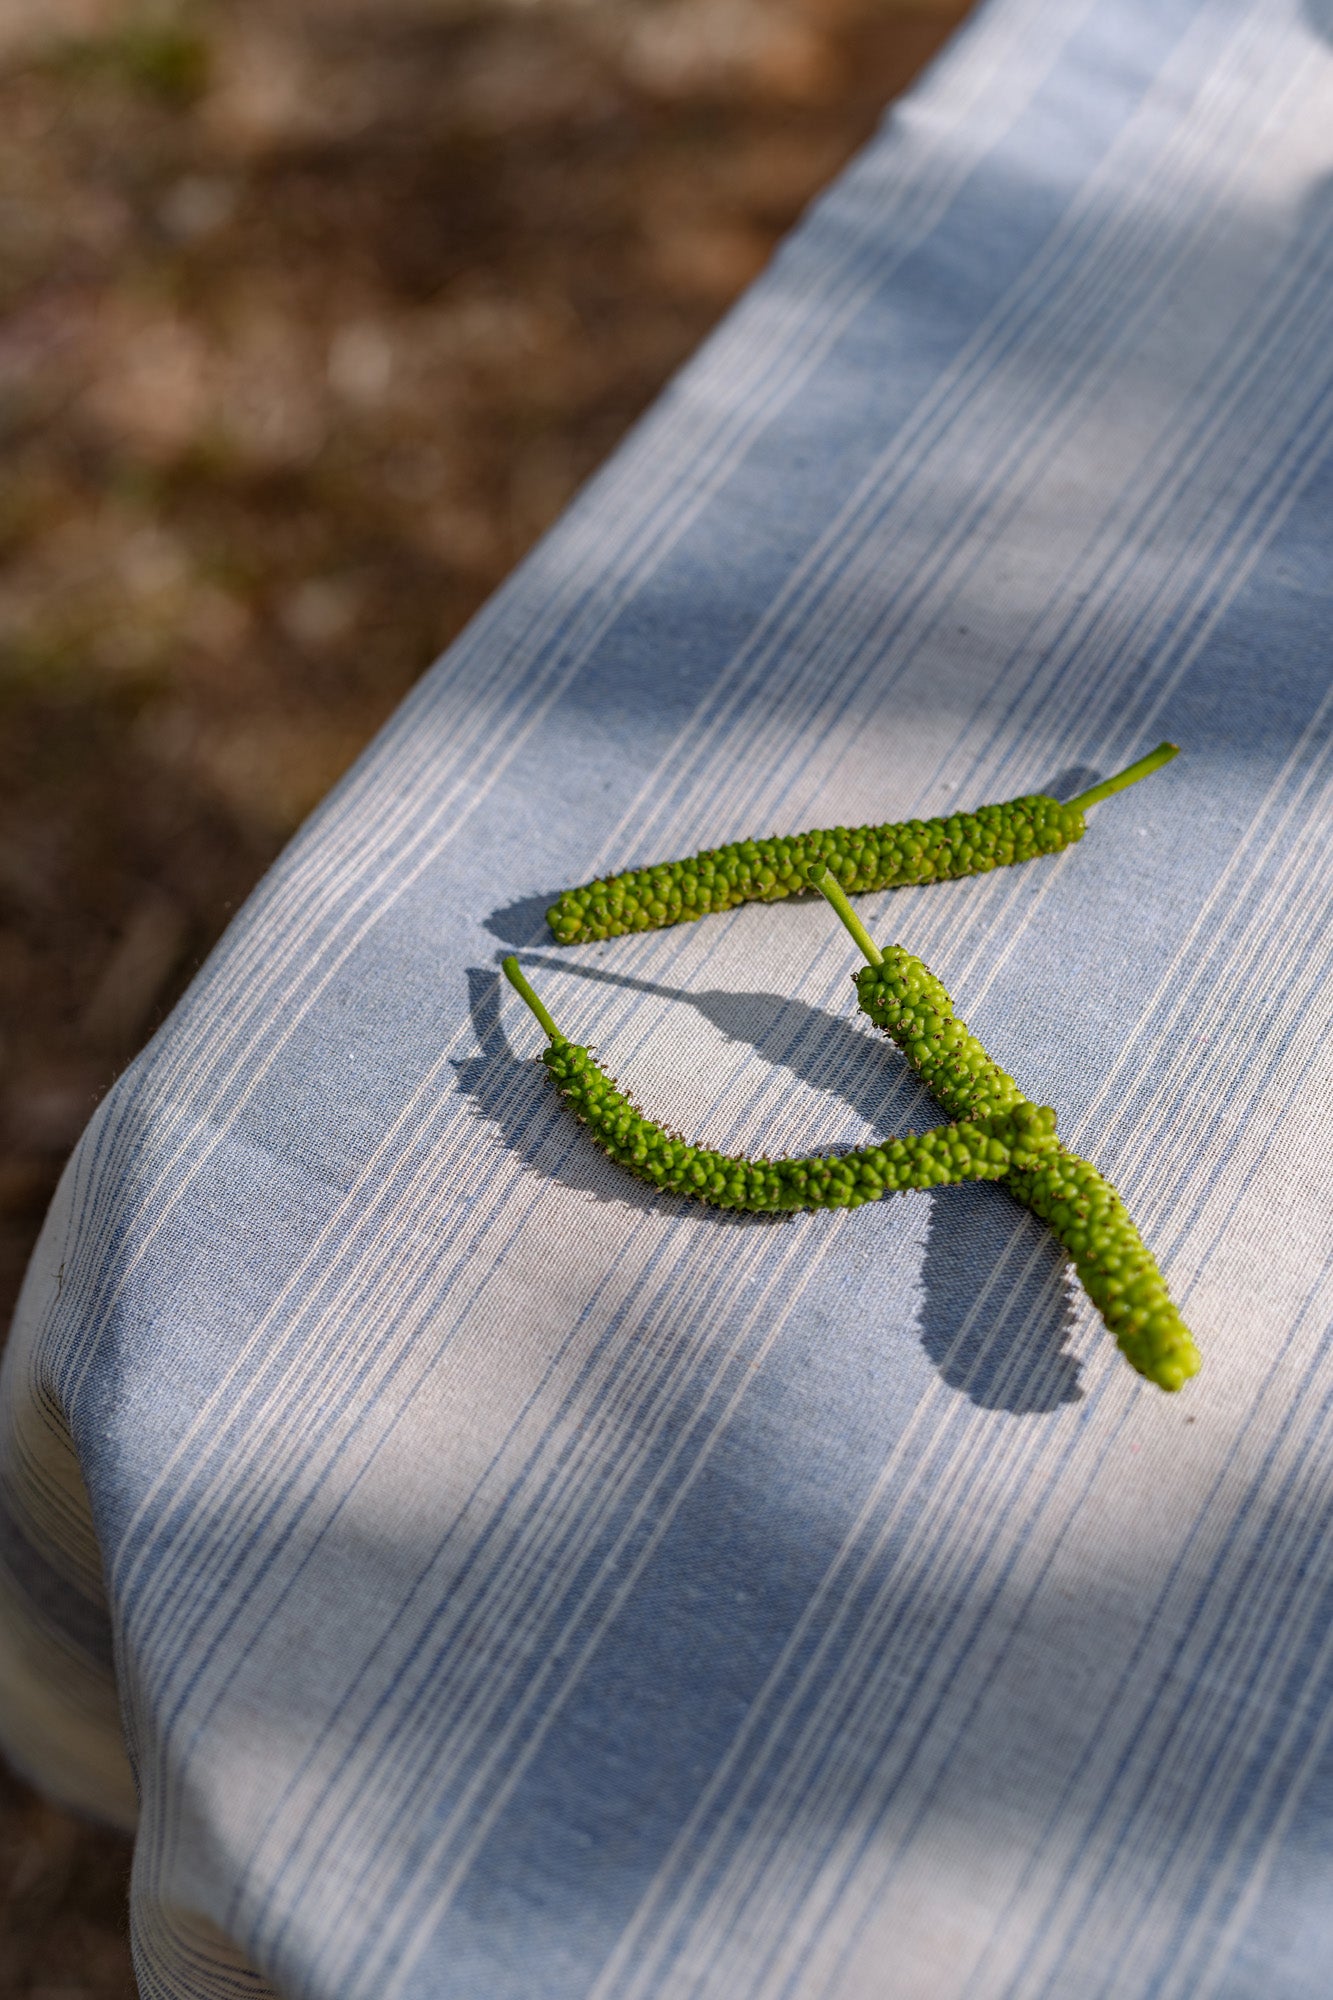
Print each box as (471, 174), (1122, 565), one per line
(3, 0), (1333, 1993)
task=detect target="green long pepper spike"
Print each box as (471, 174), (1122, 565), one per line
(546, 744), (1179, 947)
(809, 871), (1201, 1394)
(501, 956), (1056, 1215)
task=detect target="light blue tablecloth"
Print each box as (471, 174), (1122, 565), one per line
(4, 0), (1333, 1993)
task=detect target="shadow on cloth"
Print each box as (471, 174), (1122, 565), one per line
(458, 954), (1082, 1414)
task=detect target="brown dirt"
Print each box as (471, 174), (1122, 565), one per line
(0, 1), (970, 1988)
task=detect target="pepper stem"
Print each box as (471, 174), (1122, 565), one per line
(811, 868), (883, 965)
(1065, 740), (1179, 813)
(502, 955), (564, 1042)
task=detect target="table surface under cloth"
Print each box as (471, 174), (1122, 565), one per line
(5, 0), (1333, 1993)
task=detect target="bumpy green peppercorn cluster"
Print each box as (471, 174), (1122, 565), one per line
(547, 795), (1085, 945)
(541, 1037), (1058, 1214)
(854, 948), (1027, 1124)
(854, 951), (1201, 1392)
(1006, 1150), (1198, 1392)
(507, 745), (1196, 1393)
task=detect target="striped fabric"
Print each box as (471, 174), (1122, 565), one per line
(4, 0), (1333, 1992)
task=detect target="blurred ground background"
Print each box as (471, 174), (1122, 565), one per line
(0, 0), (969, 1988)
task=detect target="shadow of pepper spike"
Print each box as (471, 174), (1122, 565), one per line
(544, 744), (1178, 945)
(808, 875), (1201, 1393)
(502, 956), (1025, 1214)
